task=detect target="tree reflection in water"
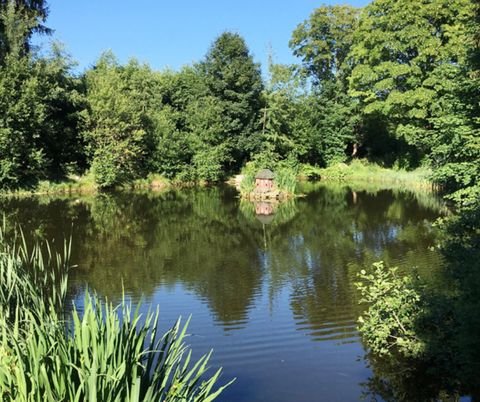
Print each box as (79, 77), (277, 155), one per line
(0, 183), (456, 400)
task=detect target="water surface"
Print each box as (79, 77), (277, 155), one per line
(0, 184), (445, 401)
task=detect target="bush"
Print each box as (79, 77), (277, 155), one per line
(193, 146), (230, 182)
(275, 159), (299, 195)
(356, 262), (426, 358)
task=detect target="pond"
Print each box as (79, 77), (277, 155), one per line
(0, 184), (446, 401)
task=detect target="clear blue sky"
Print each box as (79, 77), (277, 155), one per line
(37, 0), (369, 73)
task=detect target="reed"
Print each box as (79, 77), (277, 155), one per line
(274, 165), (298, 195)
(239, 158), (299, 197)
(0, 225), (231, 401)
(311, 160), (434, 189)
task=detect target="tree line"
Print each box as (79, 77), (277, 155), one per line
(0, 0), (478, 201)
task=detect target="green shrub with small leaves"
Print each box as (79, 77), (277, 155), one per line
(356, 262), (426, 358)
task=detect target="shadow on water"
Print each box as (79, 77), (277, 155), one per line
(0, 185), (446, 332)
(0, 183), (452, 402)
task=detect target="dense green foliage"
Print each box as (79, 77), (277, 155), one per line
(0, 0), (477, 193)
(290, 5), (360, 85)
(353, 4), (480, 397)
(356, 262), (425, 358)
(82, 54), (156, 188)
(0, 3), (83, 188)
(0, 229), (230, 401)
(81, 33), (263, 186)
(0, 0), (50, 61)
(288, 5), (361, 165)
(197, 32), (263, 177)
(349, 0), (477, 169)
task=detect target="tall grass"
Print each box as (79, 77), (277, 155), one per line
(274, 164), (298, 195)
(309, 160), (434, 189)
(0, 226), (231, 401)
(239, 158), (299, 197)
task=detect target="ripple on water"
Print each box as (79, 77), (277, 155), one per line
(1, 185), (447, 402)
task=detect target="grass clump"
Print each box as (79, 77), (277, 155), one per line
(239, 154), (299, 197)
(0, 226), (231, 401)
(311, 160), (433, 189)
(128, 173), (171, 190)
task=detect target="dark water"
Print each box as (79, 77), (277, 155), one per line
(0, 184), (446, 401)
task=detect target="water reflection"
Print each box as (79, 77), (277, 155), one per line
(0, 184), (446, 402)
(0, 186), (444, 332)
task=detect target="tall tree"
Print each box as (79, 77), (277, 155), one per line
(0, 2), (82, 188)
(0, 51), (83, 187)
(196, 32), (263, 177)
(0, 0), (50, 61)
(428, 0), (480, 203)
(260, 63), (305, 162)
(289, 5), (361, 164)
(82, 54), (156, 188)
(349, 0), (476, 166)
(148, 68), (198, 180)
(290, 5), (360, 86)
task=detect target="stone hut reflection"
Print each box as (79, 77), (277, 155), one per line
(255, 201), (275, 216)
(255, 201), (275, 249)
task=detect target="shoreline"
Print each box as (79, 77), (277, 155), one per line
(0, 162), (438, 198)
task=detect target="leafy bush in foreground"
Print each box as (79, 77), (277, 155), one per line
(0, 228), (231, 401)
(356, 262), (426, 358)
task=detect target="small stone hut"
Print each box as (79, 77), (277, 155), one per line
(255, 169), (275, 193)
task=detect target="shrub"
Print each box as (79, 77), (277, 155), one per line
(356, 262), (426, 358)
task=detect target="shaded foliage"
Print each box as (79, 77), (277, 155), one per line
(0, 46), (83, 188)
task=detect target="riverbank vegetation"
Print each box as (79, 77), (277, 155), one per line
(303, 160), (433, 189)
(0, 0), (478, 199)
(239, 156), (299, 198)
(0, 227), (230, 401)
(356, 197), (480, 400)
(353, 1), (480, 396)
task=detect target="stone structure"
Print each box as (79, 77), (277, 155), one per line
(255, 169), (275, 193)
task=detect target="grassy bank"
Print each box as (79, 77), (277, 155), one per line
(1, 160), (436, 198)
(301, 160), (435, 190)
(0, 173), (173, 197)
(0, 228), (230, 401)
